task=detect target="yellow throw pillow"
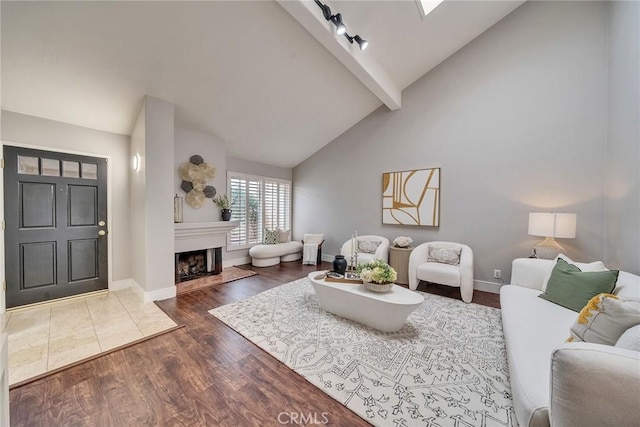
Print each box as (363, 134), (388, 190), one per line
(568, 293), (640, 346)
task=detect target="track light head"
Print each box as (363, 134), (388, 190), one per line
(314, 0), (368, 51)
(354, 35), (368, 51)
(345, 33), (369, 52)
(332, 13), (346, 35)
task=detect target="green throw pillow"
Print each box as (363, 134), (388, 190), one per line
(539, 258), (619, 312)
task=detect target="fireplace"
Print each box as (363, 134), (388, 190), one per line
(174, 221), (239, 285)
(174, 247), (223, 284)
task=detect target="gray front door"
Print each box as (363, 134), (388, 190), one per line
(3, 146), (108, 308)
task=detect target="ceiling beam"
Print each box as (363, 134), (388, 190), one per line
(277, 0), (401, 110)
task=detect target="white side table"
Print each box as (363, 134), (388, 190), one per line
(389, 246), (414, 285)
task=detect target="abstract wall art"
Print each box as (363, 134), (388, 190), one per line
(382, 167), (440, 226)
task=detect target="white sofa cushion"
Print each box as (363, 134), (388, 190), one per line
(614, 271), (640, 299)
(416, 262), (461, 287)
(510, 258), (554, 290)
(500, 284), (577, 427)
(616, 324), (640, 351)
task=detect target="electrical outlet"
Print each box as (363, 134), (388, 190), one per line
(493, 269), (502, 279)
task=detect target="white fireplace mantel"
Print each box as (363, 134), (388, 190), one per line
(174, 221), (239, 253)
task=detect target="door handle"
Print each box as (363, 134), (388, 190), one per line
(98, 230), (106, 236)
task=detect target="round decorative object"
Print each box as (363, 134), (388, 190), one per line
(192, 163), (216, 181)
(364, 281), (394, 293)
(186, 189), (206, 208)
(189, 154), (204, 165)
(180, 180), (193, 193)
(193, 180), (206, 191)
(179, 162), (196, 181)
(221, 208), (232, 221)
(203, 186), (217, 198)
(332, 255), (347, 275)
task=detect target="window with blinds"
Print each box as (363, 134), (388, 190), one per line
(228, 173), (291, 249)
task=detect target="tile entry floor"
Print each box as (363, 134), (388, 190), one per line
(1, 288), (178, 386)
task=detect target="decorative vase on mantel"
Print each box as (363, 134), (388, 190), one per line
(221, 209), (232, 221)
(364, 281), (394, 293)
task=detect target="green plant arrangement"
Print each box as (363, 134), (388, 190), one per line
(356, 259), (397, 284)
(212, 194), (234, 209)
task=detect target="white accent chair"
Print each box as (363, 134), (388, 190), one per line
(408, 241), (474, 303)
(340, 235), (389, 266)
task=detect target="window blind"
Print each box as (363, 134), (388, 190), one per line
(228, 173), (291, 249)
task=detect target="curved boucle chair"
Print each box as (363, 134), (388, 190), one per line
(408, 241), (474, 303)
(340, 235), (389, 267)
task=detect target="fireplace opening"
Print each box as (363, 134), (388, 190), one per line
(176, 250), (207, 282)
(175, 247), (223, 284)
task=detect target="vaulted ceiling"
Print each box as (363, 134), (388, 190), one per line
(1, 1), (524, 167)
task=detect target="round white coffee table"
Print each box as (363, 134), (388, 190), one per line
(308, 271), (424, 332)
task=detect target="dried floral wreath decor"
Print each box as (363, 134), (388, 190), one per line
(179, 154), (217, 208)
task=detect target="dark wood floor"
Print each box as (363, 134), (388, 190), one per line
(9, 262), (500, 426)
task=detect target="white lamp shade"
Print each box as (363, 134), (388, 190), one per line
(528, 213), (577, 238)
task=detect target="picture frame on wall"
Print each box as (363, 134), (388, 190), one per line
(382, 167), (440, 226)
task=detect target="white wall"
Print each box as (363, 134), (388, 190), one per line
(605, 1), (640, 275)
(227, 156), (292, 182)
(1, 110), (131, 282)
(174, 128), (226, 222)
(130, 103), (147, 290)
(293, 1), (610, 284)
(131, 96), (175, 300)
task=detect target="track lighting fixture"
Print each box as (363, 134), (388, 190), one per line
(345, 33), (368, 51)
(314, 0), (368, 50)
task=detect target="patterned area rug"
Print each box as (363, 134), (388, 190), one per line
(209, 278), (516, 427)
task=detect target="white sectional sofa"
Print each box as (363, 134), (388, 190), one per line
(501, 258), (640, 427)
(248, 241), (303, 267)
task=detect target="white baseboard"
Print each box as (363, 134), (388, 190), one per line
(142, 285), (176, 303)
(128, 279), (176, 303)
(474, 280), (502, 294)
